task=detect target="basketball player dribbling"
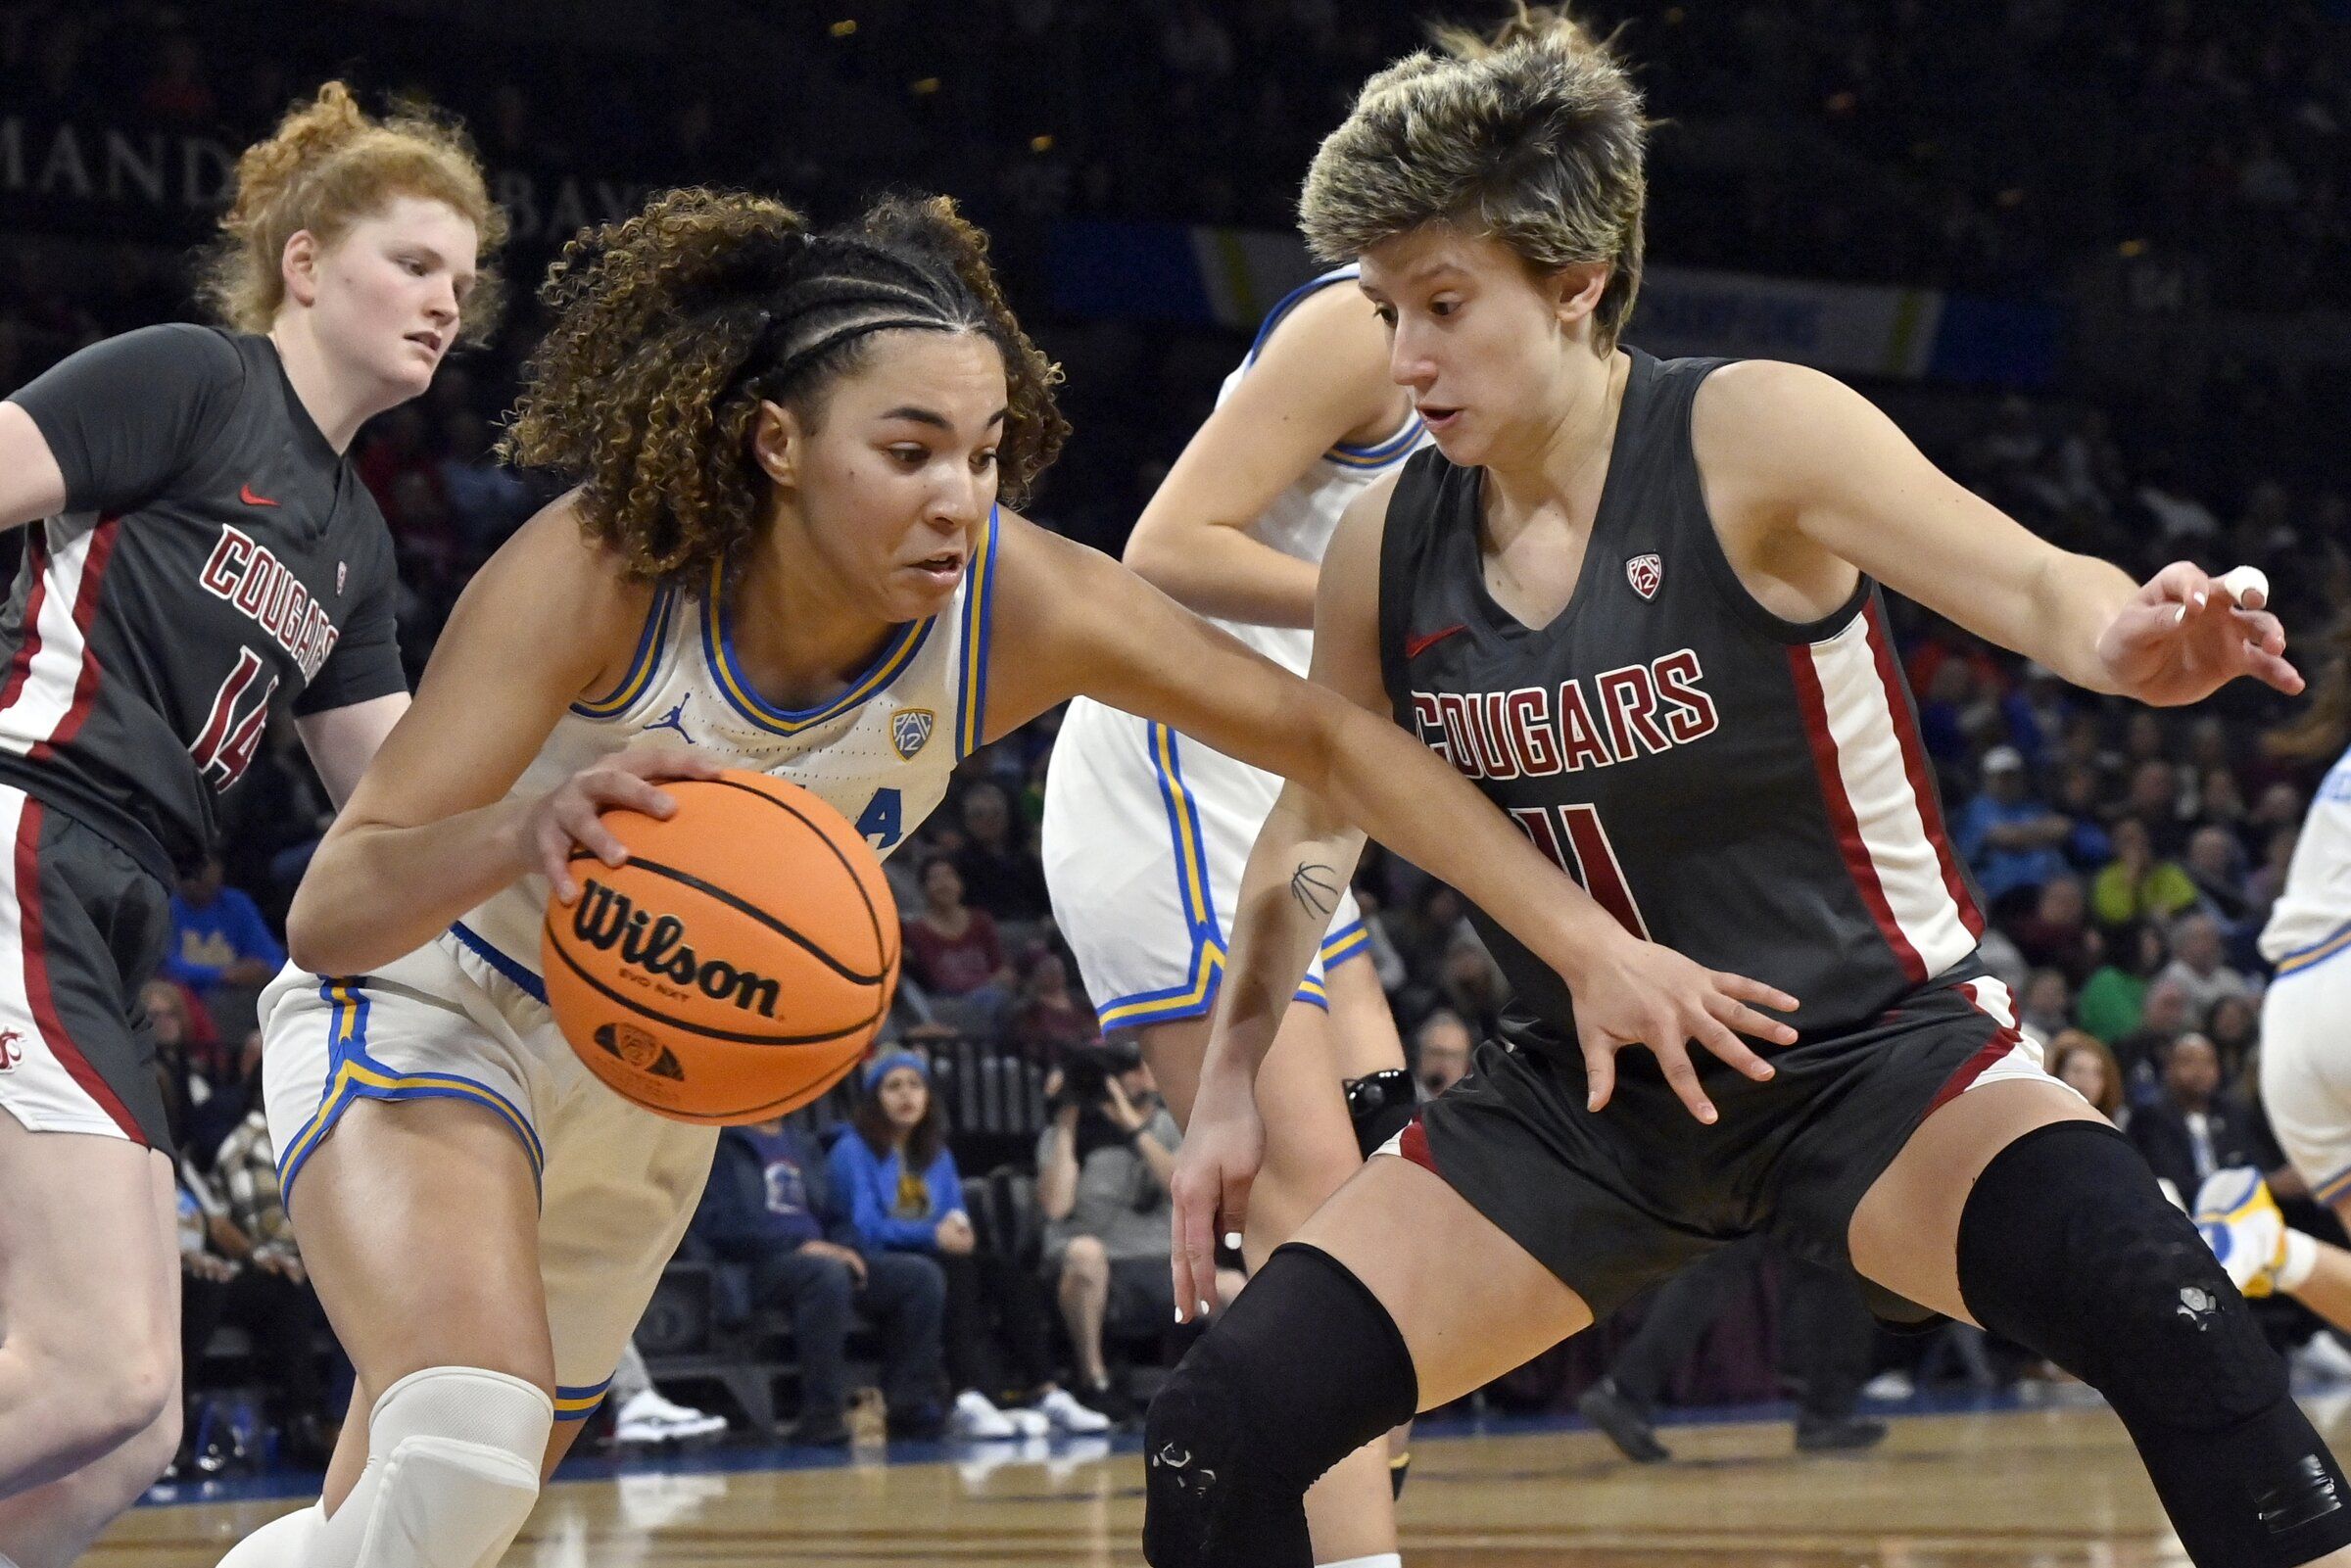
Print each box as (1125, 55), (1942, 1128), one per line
(1040, 21), (1560, 1556)
(0, 85), (497, 1567)
(1147, 16), (2351, 1568)
(221, 187), (1792, 1568)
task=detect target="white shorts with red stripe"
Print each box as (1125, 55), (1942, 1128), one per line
(0, 783), (174, 1148)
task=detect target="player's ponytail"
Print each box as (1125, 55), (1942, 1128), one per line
(1302, 2), (1649, 353)
(197, 81), (505, 342)
(504, 188), (1066, 585)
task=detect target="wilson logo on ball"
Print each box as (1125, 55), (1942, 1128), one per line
(570, 879), (783, 1019)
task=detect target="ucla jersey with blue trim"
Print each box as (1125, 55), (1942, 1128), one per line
(2263, 742), (2351, 977)
(1210, 265), (1432, 678)
(452, 506), (1002, 981)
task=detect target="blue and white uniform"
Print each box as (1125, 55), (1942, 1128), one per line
(1040, 269), (1431, 1032)
(2259, 744), (2351, 1205)
(259, 510), (1002, 1419)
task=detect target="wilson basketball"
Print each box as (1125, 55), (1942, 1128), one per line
(540, 771), (899, 1124)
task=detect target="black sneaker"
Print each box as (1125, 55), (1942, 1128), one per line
(1794, 1414), (1889, 1453)
(1577, 1378), (1671, 1463)
(787, 1410), (853, 1448)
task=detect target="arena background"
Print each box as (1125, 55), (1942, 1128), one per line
(9, 0), (2351, 1541)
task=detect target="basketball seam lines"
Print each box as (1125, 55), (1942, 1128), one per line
(544, 932), (887, 1047)
(702, 777), (894, 974)
(567, 850), (886, 985)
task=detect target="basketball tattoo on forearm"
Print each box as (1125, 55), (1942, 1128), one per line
(1290, 862), (1341, 919)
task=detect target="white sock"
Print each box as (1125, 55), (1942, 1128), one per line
(2278, 1228), (2323, 1294)
(1319, 1556), (1404, 1568)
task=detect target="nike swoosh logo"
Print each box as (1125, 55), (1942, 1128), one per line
(240, 485), (279, 507)
(1404, 623), (1468, 659)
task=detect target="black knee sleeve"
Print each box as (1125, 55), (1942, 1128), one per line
(1143, 1244), (1418, 1568)
(1345, 1069), (1417, 1159)
(1957, 1121), (2351, 1567)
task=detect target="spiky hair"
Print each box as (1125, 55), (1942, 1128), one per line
(1301, 7), (1650, 352)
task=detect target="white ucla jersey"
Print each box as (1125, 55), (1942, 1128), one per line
(452, 507), (1002, 982)
(1205, 265), (1431, 677)
(2263, 743), (2351, 976)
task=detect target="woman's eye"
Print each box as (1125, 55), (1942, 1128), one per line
(1431, 299), (1460, 318)
(1372, 305), (1397, 327)
(889, 447), (929, 465)
(973, 450), (999, 472)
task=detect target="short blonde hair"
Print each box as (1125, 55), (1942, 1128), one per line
(198, 81), (507, 344)
(1300, 6), (1649, 353)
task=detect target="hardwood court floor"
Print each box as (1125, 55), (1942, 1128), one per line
(102, 1393), (2351, 1566)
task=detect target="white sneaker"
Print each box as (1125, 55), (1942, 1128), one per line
(2194, 1167), (2288, 1296)
(1002, 1404), (1052, 1438)
(1037, 1387), (1111, 1434)
(1861, 1370), (1914, 1402)
(951, 1389), (1020, 1440)
(613, 1388), (729, 1444)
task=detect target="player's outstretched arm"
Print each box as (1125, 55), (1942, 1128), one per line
(1121, 282), (1400, 629)
(285, 497), (719, 975)
(1693, 359), (2300, 707)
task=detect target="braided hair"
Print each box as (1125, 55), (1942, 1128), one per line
(503, 188), (1067, 583)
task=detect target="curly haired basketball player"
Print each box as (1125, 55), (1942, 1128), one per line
(220, 187), (1792, 1567)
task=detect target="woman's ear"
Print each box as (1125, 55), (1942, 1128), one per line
(281, 230), (321, 309)
(751, 399), (800, 488)
(1552, 261), (1610, 332)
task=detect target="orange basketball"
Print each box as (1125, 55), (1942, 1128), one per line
(540, 771), (899, 1124)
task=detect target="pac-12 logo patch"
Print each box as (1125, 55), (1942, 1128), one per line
(0, 1028), (21, 1070)
(891, 708), (936, 760)
(1626, 552), (1663, 600)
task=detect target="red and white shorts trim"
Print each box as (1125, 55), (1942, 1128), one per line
(0, 785), (150, 1143)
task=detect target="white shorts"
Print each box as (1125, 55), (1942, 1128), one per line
(1041, 698), (1370, 1035)
(261, 927), (716, 1421)
(2260, 927), (2351, 1208)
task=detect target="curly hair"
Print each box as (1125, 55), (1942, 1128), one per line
(1301, 4), (1650, 354)
(197, 81), (506, 342)
(501, 188), (1069, 584)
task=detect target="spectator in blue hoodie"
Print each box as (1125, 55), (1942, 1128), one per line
(831, 1053), (1101, 1437)
(1955, 747), (2074, 911)
(695, 1114), (947, 1446)
(166, 857), (284, 1022)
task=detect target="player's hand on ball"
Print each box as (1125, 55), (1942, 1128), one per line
(523, 745), (726, 902)
(1566, 931), (1799, 1123)
(2095, 562), (2300, 706)
(1171, 1063), (1265, 1324)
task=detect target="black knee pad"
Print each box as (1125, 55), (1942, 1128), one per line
(1345, 1069), (1417, 1159)
(1144, 1244), (1417, 1568)
(1958, 1121), (2351, 1566)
